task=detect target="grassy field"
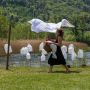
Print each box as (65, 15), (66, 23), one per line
(0, 66), (90, 90)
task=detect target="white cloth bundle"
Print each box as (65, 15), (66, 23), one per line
(39, 42), (44, 51)
(68, 44), (74, 54)
(68, 46), (74, 55)
(4, 44), (12, 54)
(20, 47), (28, 55)
(27, 44), (33, 52)
(77, 49), (84, 58)
(68, 44), (77, 61)
(71, 52), (77, 61)
(28, 19), (75, 33)
(61, 45), (67, 60)
(39, 42), (47, 55)
(41, 54), (46, 61)
(61, 45), (67, 52)
(26, 53), (31, 60)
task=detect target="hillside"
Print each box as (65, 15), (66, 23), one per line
(0, 0), (90, 22)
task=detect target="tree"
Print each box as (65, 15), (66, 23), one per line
(0, 15), (8, 38)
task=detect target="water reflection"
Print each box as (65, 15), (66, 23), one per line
(0, 52), (90, 67)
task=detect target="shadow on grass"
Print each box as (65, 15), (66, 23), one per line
(37, 70), (82, 74)
(52, 70), (81, 74)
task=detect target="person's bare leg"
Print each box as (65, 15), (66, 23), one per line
(63, 65), (70, 73)
(48, 65), (53, 73)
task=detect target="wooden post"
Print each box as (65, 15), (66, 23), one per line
(6, 24), (11, 70)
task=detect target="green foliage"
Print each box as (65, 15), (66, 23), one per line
(0, 15), (8, 38)
(69, 12), (90, 44)
(11, 22), (31, 40)
(64, 31), (76, 41)
(0, 0), (90, 44)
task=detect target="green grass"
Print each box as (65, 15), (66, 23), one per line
(0, 66), (90, 90)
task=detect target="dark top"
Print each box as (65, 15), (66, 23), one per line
(48, 36), (66, 66)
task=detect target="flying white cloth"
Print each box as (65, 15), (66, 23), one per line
(28, 18), (75, 33)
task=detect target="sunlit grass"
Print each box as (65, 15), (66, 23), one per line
(0, 66), (90, 90)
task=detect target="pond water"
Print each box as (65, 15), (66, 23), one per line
(0, 53), (49, 67)
(0, 52), (90, 67)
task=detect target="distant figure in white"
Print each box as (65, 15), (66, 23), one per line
(77, 49), (84, 66)
(39, 42), (47, 61)
(61, 45), (67, 60)
(68, 44), (77, 66)
(20, 44), (33, 60)
(4, 44), (12, 54)
(68, 44), (77, 61)
(77, 49), (84, 59)
(39, 42), (47, 55)
(20, 47), (28, 55)
(27, 44), (33, 53)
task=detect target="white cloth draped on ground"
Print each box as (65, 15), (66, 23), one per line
(28, 19), (75, 33)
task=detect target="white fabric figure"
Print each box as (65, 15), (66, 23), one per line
(71, 52), (77, 61)
(27, 44), (33, 52)
(20, 47), (28, 55)
(68, 46), (74, 55)
(39, 42), (47, 55)
(50, 44), (57, 59)
(39, 42), (44, 51)
(41, 54), (46, 61)
(68, 44), (77, 61)
(4, 44), (12, 54)
(68, 44), (74, 54)
(77, 49), (84, 58)
(26, 53), (31, 60)
(61, 45), (67, 60)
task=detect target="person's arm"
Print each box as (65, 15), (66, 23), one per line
(54, 36), (62, 46)
(44, 36), (62, 46)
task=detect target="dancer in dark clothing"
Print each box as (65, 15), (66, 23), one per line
(48, 29), (70, 73)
